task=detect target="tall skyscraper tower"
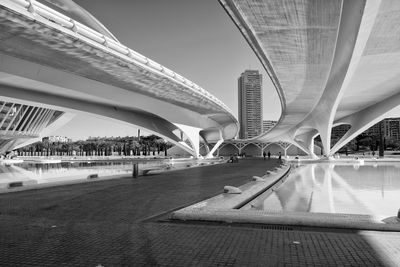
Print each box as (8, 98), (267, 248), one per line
(238, 70), (262, 139)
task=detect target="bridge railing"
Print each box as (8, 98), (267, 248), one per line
(5, 0), (233, 115)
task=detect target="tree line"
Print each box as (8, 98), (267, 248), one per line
(16, 135), (172, 157)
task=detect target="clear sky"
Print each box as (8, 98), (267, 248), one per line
(52, 0), (281, 140)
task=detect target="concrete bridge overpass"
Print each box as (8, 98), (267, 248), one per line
(220, 0), (400, 157)
(0, 0), (239, 157)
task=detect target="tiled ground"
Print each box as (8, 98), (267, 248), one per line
(0, 158), (399, 266)
(1, 219), (399, 266)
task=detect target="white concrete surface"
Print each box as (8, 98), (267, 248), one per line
(175, 164), (290, 210)
(220, 0), (400, 157)
(0, 0), (238, 157)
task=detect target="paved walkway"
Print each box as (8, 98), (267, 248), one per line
(0, 158), (399, 266)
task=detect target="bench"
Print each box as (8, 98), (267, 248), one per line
(141, 165), (171, 175)
(87, 174), (99, 179)
(8, 181), (23, 188)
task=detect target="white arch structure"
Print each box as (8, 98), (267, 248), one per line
(214, 140), (292, 157)
(0, 0), (239, 157)
(220, 0), (400, 157)
(0, 98), (74, 154)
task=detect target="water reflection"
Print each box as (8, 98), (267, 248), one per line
(0, 158), (221, 191)
(0, 161), (136, 189)
(243, 162), (400, 220)
(0, 164), (38, 188)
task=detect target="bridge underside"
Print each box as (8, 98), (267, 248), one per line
(221, 0), (400, 157)
(0, 1), (239, 157)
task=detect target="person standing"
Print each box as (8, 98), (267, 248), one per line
(263, 151), (266, 160)
(267, 151), (271, 159)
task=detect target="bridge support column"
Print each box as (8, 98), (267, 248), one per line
(232, 142), (247, 156)
(175, 123), (202, 158)
(293, 131), (319, 158)
(287, 0), (380, 158)
(199, 134), (211, 157)
(215, 142), (229, 157)
(206, 139), (224, 158)
(279, 142), (291, 158)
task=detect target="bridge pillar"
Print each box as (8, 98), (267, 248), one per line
(232, 142), (247, 156)
(206, 138), (224, 159)
(199, 133), (211, 156)
(279, 142), (291, 158)
(175, 123), (202, 158)
(293, 130), (319, 158)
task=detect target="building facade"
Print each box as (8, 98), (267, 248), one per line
(365, 118), (400, 141)
(331, 118), (400, 149)
(238, 70), (262, 139)
(387, 119), (400, 141)
(331, 124), (351, 145)
(263, 120), (277, 133)
(42, 136), (71, 143)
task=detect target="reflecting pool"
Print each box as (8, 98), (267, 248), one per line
(0, 158), (217, 191)
(242, 162), (400, 221)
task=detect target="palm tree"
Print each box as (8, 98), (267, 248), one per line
(155, 139), (167, 156)
(127, 140), (140, 156)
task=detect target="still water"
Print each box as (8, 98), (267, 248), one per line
(242, 162), (400, 221)
(0, 159), (210, 191)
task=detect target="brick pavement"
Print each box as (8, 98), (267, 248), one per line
(0, 158), (399, 266)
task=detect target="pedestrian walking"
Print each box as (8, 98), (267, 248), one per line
(263, 151), (266, 160)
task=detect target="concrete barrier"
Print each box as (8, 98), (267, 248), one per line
(87, 174), (99, 179)
(223, 186), (242, 194)
(8, 181), (23, 188)
(252, 176), (265, 182)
